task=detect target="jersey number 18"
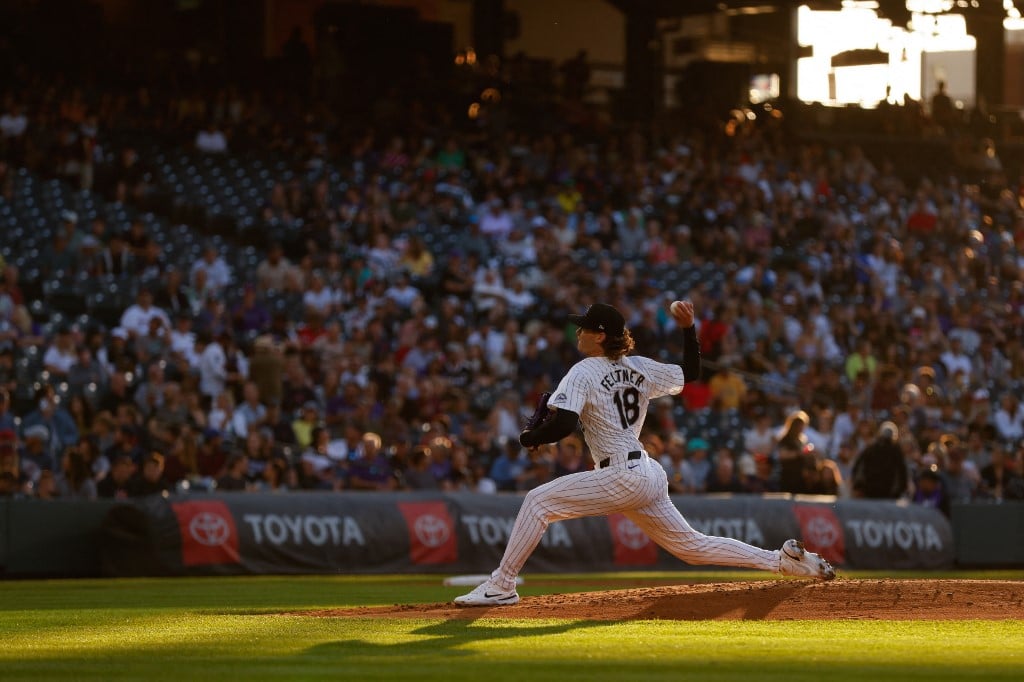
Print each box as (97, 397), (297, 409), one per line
(613, 387), (641, 428)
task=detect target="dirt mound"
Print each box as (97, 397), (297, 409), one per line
(303, 580), (1024, 621)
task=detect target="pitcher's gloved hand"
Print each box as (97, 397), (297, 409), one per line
(520, 392), (553, 447)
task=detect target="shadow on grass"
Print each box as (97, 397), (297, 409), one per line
(302, 615), (608, 660)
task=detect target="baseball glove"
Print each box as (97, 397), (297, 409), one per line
(524, 392), (554, 431)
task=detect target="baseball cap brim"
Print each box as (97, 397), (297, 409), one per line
(568, 313), (598, 330)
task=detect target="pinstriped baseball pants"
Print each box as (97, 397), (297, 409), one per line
(489, 453), (781, 591)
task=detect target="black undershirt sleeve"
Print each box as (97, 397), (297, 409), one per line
(519, 408), (580, 448)
(680, 325), (701, 383)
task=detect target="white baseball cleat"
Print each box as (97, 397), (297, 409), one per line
(779, 539), (836, 580)
(453, 580), (520, 606)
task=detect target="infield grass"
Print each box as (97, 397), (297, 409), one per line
(0, 572), (1021, 682)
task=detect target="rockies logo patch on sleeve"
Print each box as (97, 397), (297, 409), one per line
(552, 393), (567, 403)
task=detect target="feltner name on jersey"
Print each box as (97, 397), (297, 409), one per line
(599, 366), (646, 391)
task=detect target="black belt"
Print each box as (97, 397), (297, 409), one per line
(600, 451), (643, 468)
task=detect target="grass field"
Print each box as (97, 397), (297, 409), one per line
(1, 572), (1022, 682)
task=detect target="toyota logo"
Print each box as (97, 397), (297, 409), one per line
(413, 514), (450, 548)
(189, 511), (232, 547)
(616, 518), (650, 550)
(804, 516), (839, 548)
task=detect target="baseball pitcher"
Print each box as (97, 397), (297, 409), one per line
(455, 301), (834, 606)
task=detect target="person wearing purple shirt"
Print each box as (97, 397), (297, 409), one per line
(232, 285), (270, 334)
(347, 432), (396, 490)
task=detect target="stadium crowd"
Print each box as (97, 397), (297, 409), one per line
(2, 58), (1024, 516)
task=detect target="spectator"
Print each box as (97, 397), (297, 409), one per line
(979, 444), (1024, 501)
(97, 371), (133, 414)
(231, 285), (270, 335)
(659, 433), (691, 493)
(133, 362), (167, 418)
(400, 235), (435, 281)
(912, 465), (950, 516)
(67, 346), (109, 396)
(196, 428), (229, 478)
(21, 392), (79, 460)
(742, 453), (779, 494)
(708, 362), (746, 411)
(805, 407), (841, 461)
(384, 271), (421, 311)
(403, 444), (441, 489)
(190, 243), (232, 295)
(46, 231), (79, 276)
(553, 436), (587, 477)
(0, 390), (16, 431)
(18, 424), (55, 483)
(233, 381), (266, 438)
(993, 393), (1024, 445)
(940, 337), (972, 379)
(299, 427), (336, 490)
(34, 469), (59, 499)
(97, 454), (135, 499)
(207, 391), (238, 441)
(168, 312), (198, 367)
(248, 336), (284, 407)
(129, 451), (170, 497)
(256, 243), (297, 293)
(705, 448), (744, 493)
(348, 432), (396, 490)
(155, 269), (192, 317)
(851, 421), (908, 499)
(93, 230), (133, 277)
(216, 454), (249, 492)
(844, 339), (877, 384)
(488, 437), (527, 492)
(776, 409), (811, 493)
(119, 288), (170, 339)
(930, 80), (955, 132)
(43, 326), (78, 377)
(291, 401), (321, 449)
(684, 438), (712, 493)
(943, 444), (980, 504)
(196, 332), (227, 404)
(104, 424), (144, 467)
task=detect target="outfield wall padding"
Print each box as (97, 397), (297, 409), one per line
(951, 502), (1024, 566)
(95, 492), (956, 577)
(1, 499), (119, 577)
(0, 494), (974, 578)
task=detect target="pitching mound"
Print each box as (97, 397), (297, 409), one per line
(302, 580), (1024, 621)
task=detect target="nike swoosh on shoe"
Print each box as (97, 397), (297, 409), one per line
(484, 592), (516, 600)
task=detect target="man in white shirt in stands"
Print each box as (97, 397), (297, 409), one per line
(940, 336), (972, 379)
(119, 288), (170, 338)
(190, 243), (232, 295)
(196, 331), (227, 405)
(232, 381), (267, 438)
(43, 326), (78, 377)
(169, 312), (198, 369)
(479, 198), (514, 239)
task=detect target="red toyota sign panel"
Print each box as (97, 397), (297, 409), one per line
(608, 513), (658, 566)
(171, 500), (240, 567)
(792, 503), (846, 566)
(398, 501), (457, 565)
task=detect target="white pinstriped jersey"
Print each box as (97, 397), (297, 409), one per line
(547, 354), (685, 465)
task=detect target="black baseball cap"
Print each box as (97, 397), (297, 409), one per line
(569, 303), (625, 337)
